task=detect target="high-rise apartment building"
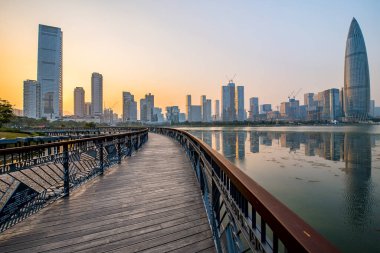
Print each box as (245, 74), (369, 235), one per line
(103, 108), (114, 125)
(319, 89), (341, 121)
(236, 86), (245, 121)
(369, 100), (375, 117)
(205, 99), (212, 122)
(122, 92), (137, 122)
(201, 95), (207, 122)
(190, 105), (202, 122)
(186, 95), (192, 121)
(222, 82), (236, 121)
(304, 93), (315, 108)
(248, 97), (259, 120)
(85, 102), (92, 116)
(344, 18), (370, 121)
(260, 104), (272, 114)
(91, 73), (103, 117)
(37, 24), (62, 119)
(23, 80), (41, 119)
(74, 87), (85, 117)
(153, 107), (164, 122)
(201, 95), (212, 122)
(166, 106), (180, 124)
(280, 100), (299, 119)
(140, 93), (154, 122)
(330, 89), (341, 120)
(214, 100), (220, 121)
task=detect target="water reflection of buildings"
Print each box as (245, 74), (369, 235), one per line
(237, 132), (247, 159)
(250, 131), (259, 153)
(250, 131), (373, 231)
(192, 129), (374, 235)
(214, 132), (220, 151)
(343, 133), (372, 230)
(202, 131), (212, 148)
(221, 131), (247, 159)
(259, 132), (273, 146)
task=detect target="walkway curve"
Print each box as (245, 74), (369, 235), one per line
(0, 133), (215, 253)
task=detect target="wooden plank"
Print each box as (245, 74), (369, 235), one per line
(0, 133), (215, 253)
(45, 217), (210, 253)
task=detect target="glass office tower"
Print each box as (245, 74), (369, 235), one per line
(37, 24), (63, 119)
(344, 18), (370, 121)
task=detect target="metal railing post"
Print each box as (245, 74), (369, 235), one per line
(63, 144), (70, 197)
(128, 137), (132, 156)
(117, 138), (121, 164)
(261, 219), (266, 244)
(99, 142), (104, 175)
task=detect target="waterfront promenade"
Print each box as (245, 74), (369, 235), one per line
(0, 133), (215, 253)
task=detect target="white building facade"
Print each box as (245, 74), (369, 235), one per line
(74, 87), (85, 117)
(91, 72), (103, 117)
(23, 80), (41, 119)
(122, 91), (137, 122)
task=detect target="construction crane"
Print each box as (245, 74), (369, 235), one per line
(288, 90), (295, 100)
(293, 88), (302, 99)
(226, 74), (237, 83)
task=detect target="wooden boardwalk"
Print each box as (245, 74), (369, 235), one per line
(0, 133), (215, 253)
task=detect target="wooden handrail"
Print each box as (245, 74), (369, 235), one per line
(156, 127), (340, 253)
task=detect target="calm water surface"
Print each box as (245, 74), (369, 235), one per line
(180, 126), (380, 253)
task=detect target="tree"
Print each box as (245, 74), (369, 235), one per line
(85, 122), (96, 128)
(0, 99), (13, 127)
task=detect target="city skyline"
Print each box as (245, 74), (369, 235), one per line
(0, 1), (379, 116)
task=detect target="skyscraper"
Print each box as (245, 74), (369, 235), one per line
(329, 89), (341, 120)
(319, 89), (341, 121)
(236, 86), (245, 121)
(304, 93), (315, 107)
(122, 91), (137, 122)
(344, 18), (370, 121)
(201, 95), (212, 122)
(103, 108), (114, 125)
(166, 106), (180, 124)
(85, 102), (92, 116)
(153, 107), (164, 122)
(248, 97), (259, 120)
(214, 100), (220, 121)
(37, 24), (62, 119)
(369, 100), (375, 117)
(201, 95), (207, 122)
(91, 73), (103, 117)
(140, 93), (154, 122)
(190, 105), (202, 122)
(140, 98), (147, 122)
(222, 81), (236, 121)
(74, 87), (85, 117)
(205, 99), (212, 122)
(186, 95), (192, 121)
(23, 80), (41, 119)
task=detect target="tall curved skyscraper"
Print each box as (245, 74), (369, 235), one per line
(344, 18), (370, 121)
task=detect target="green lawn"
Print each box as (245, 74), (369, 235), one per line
(0, 132), (31, 139)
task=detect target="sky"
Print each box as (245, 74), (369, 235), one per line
(0, 0), (379, 116)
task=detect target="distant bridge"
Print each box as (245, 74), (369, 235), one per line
(0, 128), (339, 252)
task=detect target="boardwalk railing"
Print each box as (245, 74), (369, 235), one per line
(21, 127), (143, 137)
(0, 127), (142, 149)
(151, 128), (339, 253)
(0, 128), (148, 232)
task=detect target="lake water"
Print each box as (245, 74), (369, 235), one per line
(180, 126), (380, 253)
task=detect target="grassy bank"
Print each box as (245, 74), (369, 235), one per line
(0, 131), (31, 139)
